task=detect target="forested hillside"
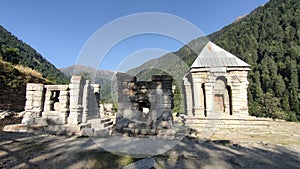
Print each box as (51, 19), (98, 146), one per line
(0, 25), (69, 84)
(0, 25), (69, 110)
(209, 0), (300, 121)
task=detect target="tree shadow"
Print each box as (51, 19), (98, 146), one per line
(0, 131), (299, 169)
(155, 138), (300, 169)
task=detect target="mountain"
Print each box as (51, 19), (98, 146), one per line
(60, 65), (115, 102)
(123, 0), (300, 121)
(0, 25), (69, 84)
(0, 25), (69, 111)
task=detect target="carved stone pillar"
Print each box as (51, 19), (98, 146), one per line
(68, 76), (84, 125)
(183, 76), (193, 117)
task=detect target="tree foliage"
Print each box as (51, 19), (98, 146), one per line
(0, 25), (69, 84)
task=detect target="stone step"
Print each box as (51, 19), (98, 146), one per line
(185, 120), (270, 125)
(186, 123), (270, 128)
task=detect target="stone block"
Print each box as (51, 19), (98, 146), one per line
(3, 124), (29, 132)
(33, 91), (44, 97)
(161, 110), (172, 121)
(25, 100), (33, 106)
(68, 84), (80, 89)
(27, 83), (44, 91)
(46, 116), (66, 125)
(43, 111), (60, 116)
(162, 104), (172, 109)
(160, 121), (171, 128)
(25, 106), (33, 111)
(116, 72), (136, 82)
(33, 101), (43, 107)
(22, 113), (35, 125)
(151, 75), (173, 81)
(26, 90), (35, 95)
(34, 118), (48, 125)
(94, 129), (109, 137)
(60, 91), (69, 95)
(81, 128), (94, 136)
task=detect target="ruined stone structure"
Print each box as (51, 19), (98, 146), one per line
(4, 76), (113, 136)
(116, 73), (175, 135)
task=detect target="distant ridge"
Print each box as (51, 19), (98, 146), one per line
(60, 65), (115, 102)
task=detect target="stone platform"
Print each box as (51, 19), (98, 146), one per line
(185, 114), (272, 130)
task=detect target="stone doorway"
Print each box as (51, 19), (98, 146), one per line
(213, 76), (230, 114)
(214, 94), (225, 113)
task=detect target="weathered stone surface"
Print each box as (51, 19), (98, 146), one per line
(81, 128), (94, 136)
(116, 73), (174, 136)
(151, 75), (173, 81)
(116, 72), (136, 82)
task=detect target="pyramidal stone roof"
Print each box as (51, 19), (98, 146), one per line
(191, 41), (250, 69)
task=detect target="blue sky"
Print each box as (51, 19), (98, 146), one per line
(0, 0), (268, 71)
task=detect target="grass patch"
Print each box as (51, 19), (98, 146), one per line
(14, 64), (42, 78)
(91, 151), (141, 169)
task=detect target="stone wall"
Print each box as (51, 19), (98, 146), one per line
(115, 73), (174, 135)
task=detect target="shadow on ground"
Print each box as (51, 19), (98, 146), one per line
(0, 131), (299, 169)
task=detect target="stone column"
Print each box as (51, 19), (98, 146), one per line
(59, 90), (69, 124)
(233, 71), (249, 117)
(204, 82), (213, 116)
(191, 73), (206, 118)
(25, 83), (44, 117)
(68, 76), (84, 125)
(43, 89), (52, 112)
(183, 76), (193, 117)
(82, 80), (90, 123)
(230, 84), (240, 117)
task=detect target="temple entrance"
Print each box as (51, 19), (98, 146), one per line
(214, 94), (225, 113)
(213, 76), (231, 114)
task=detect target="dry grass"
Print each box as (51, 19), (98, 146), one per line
(14, 64), (42, 78)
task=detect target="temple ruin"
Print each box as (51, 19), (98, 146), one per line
(115, 73), (175, 136)
(4, 41), (271, 136)
(4, 76), (113, 136)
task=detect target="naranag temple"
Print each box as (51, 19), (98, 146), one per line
(183, 41), (269, 129)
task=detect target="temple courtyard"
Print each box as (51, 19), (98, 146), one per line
(0, 120), (299, 169)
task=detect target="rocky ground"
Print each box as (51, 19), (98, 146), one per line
(0, 114), (299, 169)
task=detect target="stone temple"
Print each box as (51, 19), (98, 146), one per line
(183, 41), (269, 129)
(183, 41), (250, 118)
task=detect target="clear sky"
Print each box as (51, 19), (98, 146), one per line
(0, 0), (269, 71)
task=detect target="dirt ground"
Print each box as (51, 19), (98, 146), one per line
(0, 121), (299, 169)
